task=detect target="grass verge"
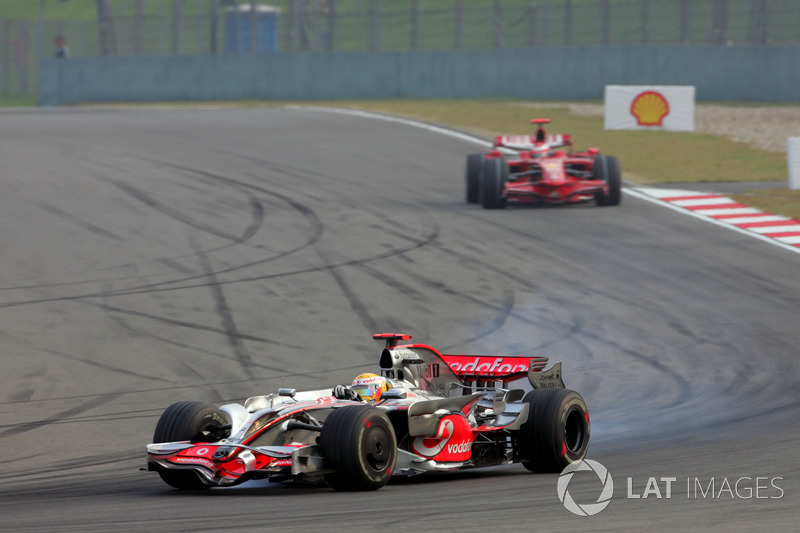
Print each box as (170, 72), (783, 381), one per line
(0, 95), (36, 107)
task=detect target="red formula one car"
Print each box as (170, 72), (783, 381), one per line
(146, 334), (590, 491)
(466, 119), (622, 208)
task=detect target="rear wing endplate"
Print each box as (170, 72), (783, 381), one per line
(528, 361), (564, 389)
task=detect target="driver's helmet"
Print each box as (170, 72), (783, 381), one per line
(531, 143), (550, 157)
(351, 373), (390, 403)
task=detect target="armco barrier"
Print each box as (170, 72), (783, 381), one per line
(38, 46), (800, 106)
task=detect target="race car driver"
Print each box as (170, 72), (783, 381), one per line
(332, 373), (391, 404)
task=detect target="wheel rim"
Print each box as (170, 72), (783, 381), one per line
(564, 408), (586, 454)
(362, 424), (392, 473)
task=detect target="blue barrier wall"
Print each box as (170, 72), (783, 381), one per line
(38, 46), (800, 106)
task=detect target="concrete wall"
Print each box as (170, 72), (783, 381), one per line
(38, 46), (800, 106)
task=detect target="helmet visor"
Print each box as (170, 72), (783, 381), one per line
(352, 383), (382, 399)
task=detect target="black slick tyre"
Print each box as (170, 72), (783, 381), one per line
(466, 153), (484, 203)
(519, 389), (590, 473)
(480, 157), (508, 209)
(593, 155), (622, 207)
(320, 405), (397, 491)
(152, 401), (229, 490)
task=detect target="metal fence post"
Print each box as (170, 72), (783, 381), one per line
(249, 0), (257, 52)
(298, 0), (311, 51)
(326, 0), (337, 51)
(748, 0), (769, 45)
(209, 0), (218, 54)
(528, 1), (537, 47)
(172, 0), (185, 55)
(709, 0), (729, 45)
(641, 0), (650, 44)
(38, 0), (46, 59)
(564, 0), (572, 46)
(455, 0), (463, 49)
(411, 0), (419, 50)
(369, 0), (381, 52)
(493, 0), (504, 48)
(681, 0), (690, 44)
(134, 0), (145, 55)
(602, 0), (610, 45)
(97, 0), (117, 55)
(2, 20), (10, 95)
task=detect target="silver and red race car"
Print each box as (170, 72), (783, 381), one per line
(146, 333), (590, 491)
(466, 119), (622, 208)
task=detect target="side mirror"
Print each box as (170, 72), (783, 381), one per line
(278, 388), (296, 398)
(382, 389), (408, 400)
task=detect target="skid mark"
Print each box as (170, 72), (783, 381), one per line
(0, 394), (122, 439)
(194, 242), (256, 380)
(33, 202), (125, 242)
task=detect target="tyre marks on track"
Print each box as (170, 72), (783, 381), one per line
(33, 202), (125, 242)
(106, 179), (263, 244)
(193, 241), (255, 379)
(0, 393), (122, 439)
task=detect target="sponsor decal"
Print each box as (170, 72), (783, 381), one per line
(171, 456), (214, 469)
(630, 91), (670, 126)
(422, 363), (440, 379)
(392, 348), (419, 360)
(353, 376), (383, 385)
(411, 419), (454, 458)
(446, 441), (472, 454)
(445, 356), (528, 375)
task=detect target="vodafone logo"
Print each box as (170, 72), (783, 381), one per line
(446, 441), (471, 454)
(447, 357), (527, 374)
(411, 419), (454, 458)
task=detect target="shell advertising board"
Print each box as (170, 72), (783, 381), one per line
(788, 138), (800, 190)
(604, 85), (695, 132)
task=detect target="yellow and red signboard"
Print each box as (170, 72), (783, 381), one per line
(605, 85), (695, 132)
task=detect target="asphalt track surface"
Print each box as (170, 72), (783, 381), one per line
(1, 107), (799, 532)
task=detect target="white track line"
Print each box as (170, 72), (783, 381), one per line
(286, 105), (800, 256)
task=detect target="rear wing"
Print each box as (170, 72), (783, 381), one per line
(374, 333), (564, 391)
(440, 354), (564, 389)
(439, 354), (546, 382)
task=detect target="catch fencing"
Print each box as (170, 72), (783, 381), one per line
(5, 0), (800, 98)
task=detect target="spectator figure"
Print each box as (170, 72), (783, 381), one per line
(54, 35), (69, 58)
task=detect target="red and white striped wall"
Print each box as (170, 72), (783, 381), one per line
(631, 187), (800, 252)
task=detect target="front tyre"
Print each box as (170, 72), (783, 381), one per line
(480, 157), (508, 209)
(593, 155), (622, 207)
(152, 401), (230, 490)
(519, 389), (590, 473)
(465, 153), (484, 203)
(320, 405), (397, 491)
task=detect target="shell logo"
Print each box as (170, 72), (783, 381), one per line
(630, 91), (670, 126)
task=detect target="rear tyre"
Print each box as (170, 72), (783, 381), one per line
(480, 158), (508, 209)
(593, 155), (622, 207)
(519, 389), (590, 473)
(465, 153), (484, 203)
(152, 401), (230, 490)
(320, 405), (397, 491)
